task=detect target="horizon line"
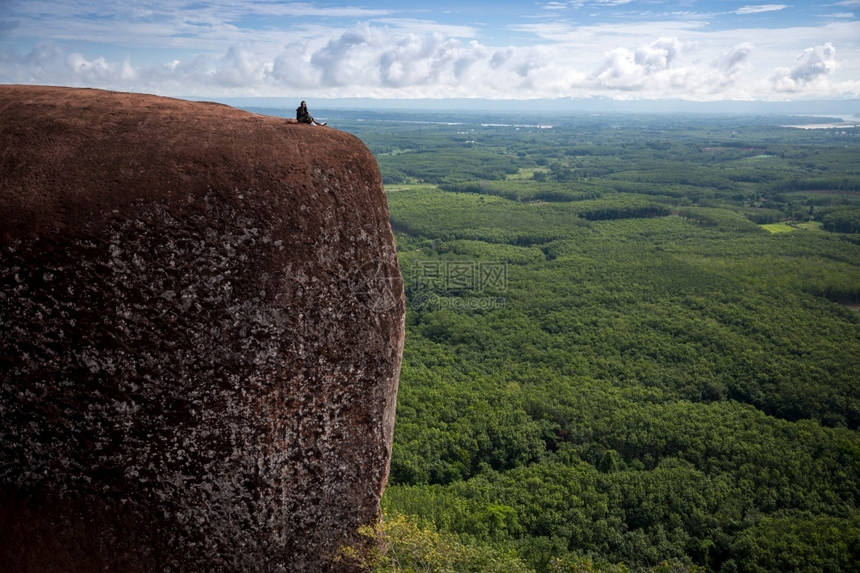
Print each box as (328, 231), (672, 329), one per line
(201, 95), (860, 116)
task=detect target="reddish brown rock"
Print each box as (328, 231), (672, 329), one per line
(0, 85), (404, 571)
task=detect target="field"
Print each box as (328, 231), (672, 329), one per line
(301, 108), (860, 572)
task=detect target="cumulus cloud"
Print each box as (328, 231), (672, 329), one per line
(709, 43), (753, 89)
(0, 17), (857, 101)
(66, 53), (113, 79)
(309, 24), (388, 88)
(212, 44), (265, 87)
(271, 41), (323, 89)
(713, 43), (753, 75)
(267, 24), (563, 98)
(590, 37), (683, 90)
(0, 41), (130, 87)
(653, 42), (755, 97)
(378, 34), (479, 88)
(0, 41), (62, 73)
(770, 43), (838, 92)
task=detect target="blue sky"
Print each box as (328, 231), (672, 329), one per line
(1, 1), (858, 102)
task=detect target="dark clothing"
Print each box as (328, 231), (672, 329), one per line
(296, 102), (325, 126)
(296, 105), (313, 124)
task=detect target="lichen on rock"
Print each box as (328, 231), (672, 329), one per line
(0, 85), (405, 572)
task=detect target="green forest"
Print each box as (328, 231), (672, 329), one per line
(319, 109), (860, 572)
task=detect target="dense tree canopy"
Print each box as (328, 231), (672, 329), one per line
(335, 111), (860, 572)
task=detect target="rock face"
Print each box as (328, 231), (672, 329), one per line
(0, 86), (404, 571)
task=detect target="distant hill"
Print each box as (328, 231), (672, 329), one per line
(206, 95), (860, 118)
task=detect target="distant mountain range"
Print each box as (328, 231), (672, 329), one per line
(204, 96), (859, 118)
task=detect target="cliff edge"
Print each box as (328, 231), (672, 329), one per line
(0, 85), (405, 571)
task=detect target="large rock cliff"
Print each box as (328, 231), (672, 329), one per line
(0, 86), (405, 571)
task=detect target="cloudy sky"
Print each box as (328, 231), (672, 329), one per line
(1, 1), (858, 102)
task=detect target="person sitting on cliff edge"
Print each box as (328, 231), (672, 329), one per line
(296, 101), (326, 126)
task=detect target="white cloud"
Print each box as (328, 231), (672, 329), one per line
(0, 41), (124, 86)
(0, 2), (858, 102)
(542, 2), (575, 10)
(254, 2), (392, 18)
(212, 44), (266, 87)
(271, 41), (323, 89)
(590, 37), (683, 90)
(735, 4), (788, 15)
(770, 43), (839, 92)
(377, 34), (480, 88)
(712, 43), (754, 80)
(375, 18), (478, 38)
(284, 24), (558, 97)
(308, 23), (387, 88)
(66, 53), (113, 77)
